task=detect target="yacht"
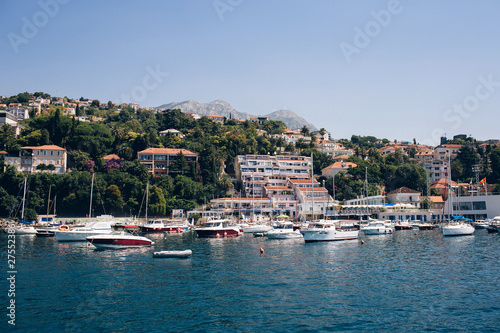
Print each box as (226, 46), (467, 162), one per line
(87, 231), (154, 250)
(300, 220), (358, 242)
(394, 220), (413, 230)
(194, 219), (240, 238)
(55, 221), (113, 242)
(266, 221), (303, 239)
(139, 219), (188, 233)
(361, 220), (394, 235)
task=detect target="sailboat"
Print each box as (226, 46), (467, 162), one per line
(55, 173), (112, 241)
(440, 153), (474, 236)
(36, 186), (57, 237)
(11, 178), (38, 235)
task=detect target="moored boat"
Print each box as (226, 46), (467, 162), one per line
(441, 217), (475, 236)
(266, 221), (303, 239)
(55, 221), (113, 242)
(361, 220), (394, 235)
(195, 219), (240, 238)
(139, 219), (187, 233)
(300, 220), (358, 242)
(394, 220), (413, 230)
(87, 231), (154, 250)
(153, 250), (192, 258)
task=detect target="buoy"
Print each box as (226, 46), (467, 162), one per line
(216, 233), (220, 238)
(361, 240), (365, 245)
(414, 232), (418, 235)
(260, 247), (264, 254)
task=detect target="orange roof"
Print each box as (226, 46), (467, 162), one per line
(323, 162), (357, 170)
(289, 179), (317, 183)
(21, 145), (65, 151)
(138, 148), (197, 155)
(0, 150), (7, 154)
(207, 114), (224, 118)
(296, 187), (328, 192)
(429, 196), (444, 203)
(103, 154), (121, 160)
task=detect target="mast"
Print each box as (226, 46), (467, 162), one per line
(311, 152), (314, 221)
(46, 185), (52, 217)
(145, 181), (149, 221)
(333, 173), (336, 218)
(21, 178), (27, 222)
(89, 173), (94, 218)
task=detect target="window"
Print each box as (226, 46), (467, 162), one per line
(56, 160), (60, 165)
(473, 201), (486, 210)
(57, 151), (60, 156)
(50, 151), (54, 156)
(37, 151), (40, 156)
(43, 150), (46, 156)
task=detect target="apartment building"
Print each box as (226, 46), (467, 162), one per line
(4, 145), (67, 174)
(137, 148), (198, 177)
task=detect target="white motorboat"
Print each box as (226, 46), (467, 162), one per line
(55, 221), (112, 242)
(242, 223), (273, 233)
(361, 220), (394, 235)
(153, 250), (192, 258)
(300, 220), (358, 242)
(441, 217), (474, 236)
(266, 221), (303, 239)
(87, 231), (154, 250)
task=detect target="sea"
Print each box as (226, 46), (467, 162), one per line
(1, 229), (499, 333)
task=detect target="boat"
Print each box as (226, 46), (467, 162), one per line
(361, 220), (394, 235)
(6, 178), (38, 235)
(87, 231), (154, 250)
(487, 216), (500, 233)
(36, 226), (58, 237)
(471, 220), (489, 229)
(441, 216), (475, 236)
(266, 221), (303, 239)
(139, 219), (187, 233)
(242, 223), (273, 233)
(55, 221), (113, 242)
(194, 219), (240, 238)
(416, 223), (436, 230)
(153, 250), (192, 258)
(394, 220), (413, 230)
(300, 220), (358, 242)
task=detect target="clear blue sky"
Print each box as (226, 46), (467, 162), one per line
(1, 0), (499, 144)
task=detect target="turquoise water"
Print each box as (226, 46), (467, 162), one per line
(1, 230), (499, 332)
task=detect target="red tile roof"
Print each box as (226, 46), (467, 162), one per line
(21, 145), (65, 151)
(138, 148), (197, 155)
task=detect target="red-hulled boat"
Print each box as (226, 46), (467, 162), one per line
(195, 219), (240, 238)
(86, 231), (154, 250)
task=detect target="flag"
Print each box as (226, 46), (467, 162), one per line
(479, 177), (486, 184)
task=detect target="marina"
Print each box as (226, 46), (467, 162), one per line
(2, 228), (498, 332)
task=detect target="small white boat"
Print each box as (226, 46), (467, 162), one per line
(361, 220), (394, 235)
(195, 219), (240, 238)
(300, 220), (358, 242)
(87, 231), (154, 250)
(153, 250), (192, 258)
(266, 221), (303, 239)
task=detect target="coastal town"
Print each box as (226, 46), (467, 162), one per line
(1, 92), (500, 231)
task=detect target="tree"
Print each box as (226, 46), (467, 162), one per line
(148, 185), (166, 215)
(300, 126), (309, 137)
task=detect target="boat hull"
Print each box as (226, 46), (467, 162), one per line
(302, 230), (359, 242)
(139, 226), (185, 233)
(195, 228), (240, 238)
(55, 230), (112, 242)
(87, 237), (153, 249)
(266, 231), (303, 239)
(362, 228), (393, 235)
(441, 225), (475, 236)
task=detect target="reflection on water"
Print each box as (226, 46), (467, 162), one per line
(1, 229), (499, 332)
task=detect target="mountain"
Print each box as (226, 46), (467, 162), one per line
(157, 100), (318, 131)
(264, 109), (318, 132)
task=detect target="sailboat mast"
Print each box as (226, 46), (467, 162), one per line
(89, 173), (94, 218)
(145, 182), (149, 221)
(21, 178), (27, 221)
(46, 185), (52, 217)
(311, 152), (314, 221)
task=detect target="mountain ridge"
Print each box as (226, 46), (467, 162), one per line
(157, 100), (318, 131)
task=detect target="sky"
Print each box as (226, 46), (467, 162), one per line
(1, 0), (499, 145)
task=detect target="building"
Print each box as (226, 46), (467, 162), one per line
(386, 187), (421, 207)
(4, 145), (67, 174)
(0, 111), (23, 135)
(321, 161), (357, 178)
(137, 148), (198, 177)
(207, 114), (224, 123)
(159, 129), (185, 138)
